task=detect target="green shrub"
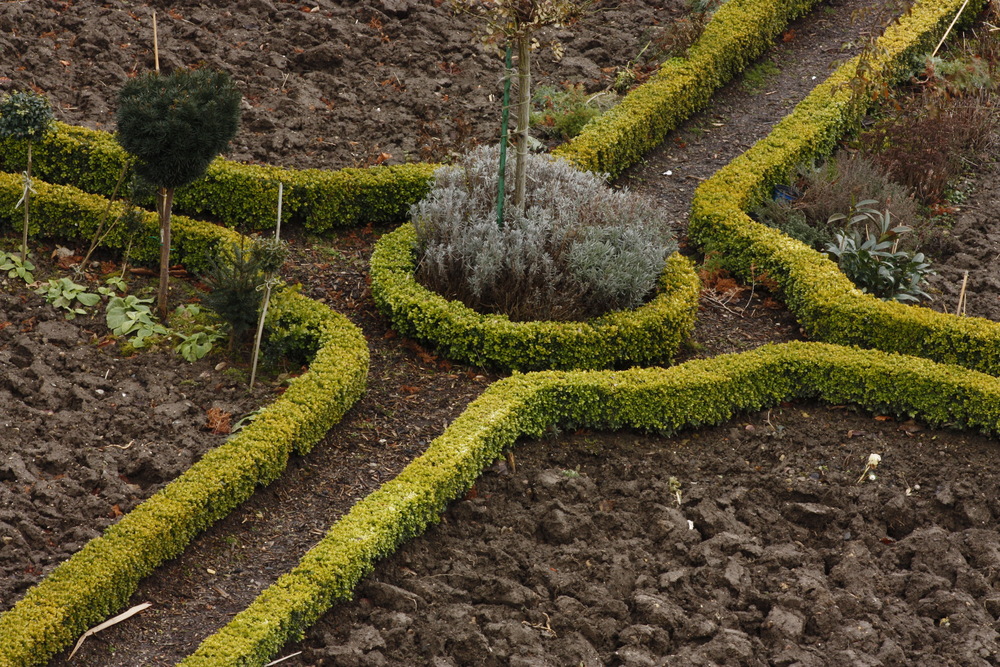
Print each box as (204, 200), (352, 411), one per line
(0, 287), (368, 667)
(555, 0), (822, 177)
(201, 236), (289, 346)
(687, 0), (1000, 376)
(0, 122), (437, 235)
(531, 84), (615, 140)
(413, 145), (676, 322)
(824, 203), (934, 303)
(182, 340), (1000, 667)
(371, 223), (699, 372)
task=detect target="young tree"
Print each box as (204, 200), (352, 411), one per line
(116, 68), (241, 320)
(0, 91), (54, 261)
(457, 0), (583, 213)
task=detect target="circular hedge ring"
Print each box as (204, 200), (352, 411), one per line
(370, 223), (701, 372)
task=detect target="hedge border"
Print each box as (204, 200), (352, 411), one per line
(0, 171), (244, 275)
(686, 0), (1000, 376)
(369, 223), (701, 372)
(0, 122), (437, 234)
(0, 185), (370, 667)
(0, 0), (821, 231)
(553, 0), (822, 178)
(181, 339), (1000, 666)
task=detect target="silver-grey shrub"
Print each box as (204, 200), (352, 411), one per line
(412, 145), (676, 322)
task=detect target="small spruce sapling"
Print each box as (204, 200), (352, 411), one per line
(0, 91), (54, 261)
(115, 68), (241, 320)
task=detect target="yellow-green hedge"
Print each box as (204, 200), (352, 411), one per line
(0, 0), (822, 233)
(553, 0), (821, 177)
(686, 0), (1000, 376)
(0, 197), (370, 667)
(0, 122), (436, 233)
(180, 339), (1000, 666)
(369, 223), (701, 372)
(0, 171), (241, 274)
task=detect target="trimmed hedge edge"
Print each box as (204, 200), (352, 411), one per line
(0, 121), (437, 234)
(181, 340), (1000, 666)
(0, 197), (370, 667)
(554, 0), (823, 178)
(686, 0), (1000, 376)
(0, 0), (821, 229)
(369, 223), (701, 372)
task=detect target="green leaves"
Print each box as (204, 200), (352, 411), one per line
(0, 91), (54, 143)
(0, 250), (35, 283)
(34, 277), (100, 319)
(116, 68), (241, 190)
(106, 294), (168, 346)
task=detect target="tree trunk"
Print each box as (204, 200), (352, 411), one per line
(514, 34), (531, 213)
(157, 187), (175, 322)
(20, 142), (31, 262)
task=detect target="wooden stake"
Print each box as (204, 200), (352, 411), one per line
(250, 182), (284, 390)
(956, 270), (969, 316)
(932, 0), (971, 58)
(152, 10), (160, 72)
(505, 449), (517, 473)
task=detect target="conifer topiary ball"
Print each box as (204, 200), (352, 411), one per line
(0, 90), (54, 142)
(116, 68), (241, 190)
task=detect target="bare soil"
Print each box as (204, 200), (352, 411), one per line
(0, 268), (273, 612)
(1, 0), (999, 665)
(296, 402), (1000, 666)
(1, 0), (687, 169)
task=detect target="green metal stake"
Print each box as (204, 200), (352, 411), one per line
(496, 43), (513, 229)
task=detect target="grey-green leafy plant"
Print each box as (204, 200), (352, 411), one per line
(0, 250), (35, 283)
(106, 294), (169, 347)
(824, 203), (934, 303)
(116, 68), (241, 320)
(0, 90), (54, 261)
(413, 145), (676, 321)
(35, 277), (101, 319)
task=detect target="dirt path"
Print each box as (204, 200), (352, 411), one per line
(30, 1), (954, 665)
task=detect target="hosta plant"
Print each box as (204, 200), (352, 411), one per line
(35, 277), (101, 319)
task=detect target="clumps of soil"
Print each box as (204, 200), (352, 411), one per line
(0, 288), (269, 611)
(1, 0), (689, 170)
(923, 159), (1000, 322)
(295, 402), (1000, 665)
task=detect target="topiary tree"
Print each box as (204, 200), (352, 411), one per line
(116, 67), (241, 320)
(0, 90), (54, 261)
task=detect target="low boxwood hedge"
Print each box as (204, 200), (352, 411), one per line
(553, 0), (822, 178)
(369, 223), (701, 372)
(180, 339), (1000, 666)
(0, 121), (436, 234)
(686, 0), (1000, 376)
(0, 182), (370, 667)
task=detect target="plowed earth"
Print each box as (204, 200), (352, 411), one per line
(2, 0), (999, 665)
